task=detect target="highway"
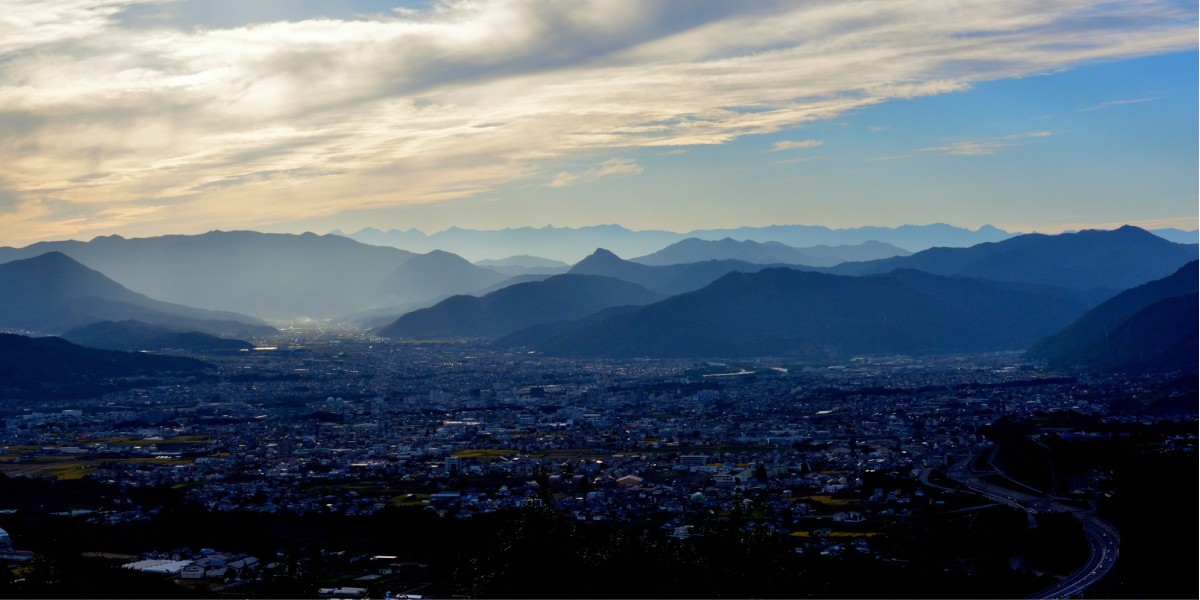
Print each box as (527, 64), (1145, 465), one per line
(1030, 519), (1120, 599)
(938, 449), (1120, 599)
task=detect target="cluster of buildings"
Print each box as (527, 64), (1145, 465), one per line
(123, 549), (261, 582)
(1, 330), (1194, 571)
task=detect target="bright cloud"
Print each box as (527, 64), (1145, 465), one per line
(0, 0), (1194, 244)
(772, 140), (824, 151)
(549, 158), (643, 188)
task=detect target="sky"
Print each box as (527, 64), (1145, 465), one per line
(0, 0), (1196, 246)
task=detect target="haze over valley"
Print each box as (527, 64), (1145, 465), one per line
(0, 2), (1196, 598)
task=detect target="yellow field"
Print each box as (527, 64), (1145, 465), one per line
(789, 531), (879, 538)
(92, 435), (211, 446)
(0, 455), (193, 480)
(390, 493), (430, 507)
(803, 495), (856, 506)
(535, 448), (608, 461)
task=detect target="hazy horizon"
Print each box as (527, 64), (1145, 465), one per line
(3, 220), (1198, 250)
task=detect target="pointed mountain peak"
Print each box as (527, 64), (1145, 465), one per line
(1111, 224), (1155, 237)
(419, 249), (470, 263)
(569, 248), (628, 272)
(585, 248), (623, 261)
(23, 251), (88, 270)
(30, 250), (72, 261)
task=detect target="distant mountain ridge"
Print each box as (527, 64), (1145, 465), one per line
(1148, 228), (1198, 244)
(0, 231), (420, 320)
(3, 225), (1189, 324)
(501, 267), (1088, 359)
(475, 255), (568, 269)
(1026, 261), (1198, 373)
(377, 274), (665, 340)
(631, 238), (910, 267)
(333, 223), (1015, 262)
(473, 254), (570, 276)
(0, 252), (274, 337)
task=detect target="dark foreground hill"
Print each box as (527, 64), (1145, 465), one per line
(0, 252), (274, 337)
(377, 274), (665, 340)
(830, 226), (1196, 296)
(0, 334), (209, 399)
(1026, 262), (1198, 373)
(503, 268), (1088, 358)
(61, 320), (253, 354)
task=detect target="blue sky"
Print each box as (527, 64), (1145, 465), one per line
(0, 1), (1195, 244)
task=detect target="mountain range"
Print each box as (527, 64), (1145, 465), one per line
(1, 225), (1193, 365)
(333, 223), (1196, 263)
(1026, 262), (1198, 373)
(474, 255), (570, 276)
(335, 223), (1018, 262)
(630, 238), (910, 267)
(377, 274), (664, 340)
(828, 225), (1196, 298)
(0, 252), (274, 337)
(0, 231), (511, 320)
(497, 267), (1089, 359)
(567, 249), (781, 295)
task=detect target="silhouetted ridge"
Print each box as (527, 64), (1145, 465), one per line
(0, 252), (273, 337)
(1026, 261), (1198, 373)
(568, 248), (781, 295)
(376, 249), (508, 305)
(62, 320), (253, 353)
(0, 231), (419, 319)
(377, 274), (665, 340)
(504, 267), (1087, 358)
(576, 248), (625, 265)
(631, 238), (910, 267)
(830, 226), (1196, 295)
(0, 333), (209, 399)
(337, 222), (1012, 262)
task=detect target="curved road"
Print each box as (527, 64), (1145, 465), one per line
(1030, 520), (1119, 599)
(939, 450), (1120, 599)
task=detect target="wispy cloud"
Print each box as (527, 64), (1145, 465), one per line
(772, 139), (824, 151)
(1077, 96), (1163, 112)
(922, 131), (1055, 156)
(0, 0), (1193, 243)
(549, 158), (643, 188)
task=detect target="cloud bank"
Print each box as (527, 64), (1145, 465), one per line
(0, 0), (1194, 243)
